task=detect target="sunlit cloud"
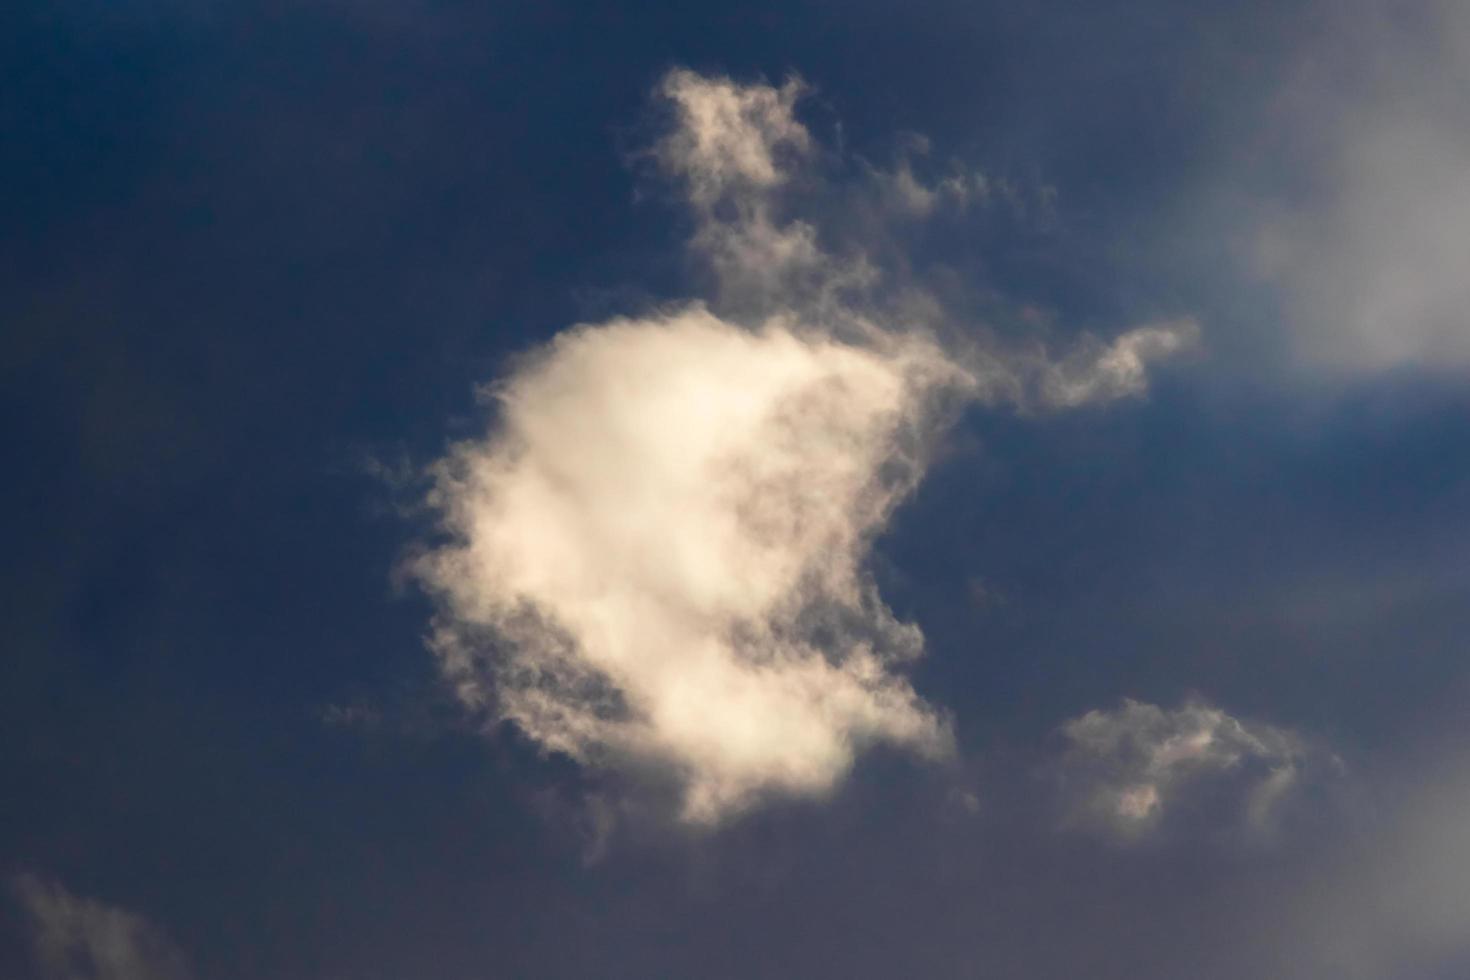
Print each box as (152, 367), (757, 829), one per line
(1048, 698), (1339, 843)
(414, 69), (1196, 824)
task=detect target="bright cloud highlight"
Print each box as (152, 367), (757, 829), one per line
(417, 309), (964, 822)
(413, 69), (1196, 824)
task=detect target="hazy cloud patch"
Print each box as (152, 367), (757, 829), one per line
(655, 68), (810, 208)
(1034, 318), (1200, 409)
(10, 875), (191, 980)
(1250, 0), (1470, 375)
(1049, 698), (1340, 843)
(1287, 747), (1470, 978)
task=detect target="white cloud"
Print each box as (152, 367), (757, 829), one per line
(413, 69), (1196, 825)
(10, 875), (191, 980)
(1050, 698), (1334, 842)
(416, 307), (967, 823)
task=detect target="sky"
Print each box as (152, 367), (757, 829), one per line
(3, 1), (1470, 978)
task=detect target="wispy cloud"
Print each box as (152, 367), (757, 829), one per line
(413, 69), (1196, 825)
(1048, 698), (1340, 843)
(1035, 319), (1200, 409)
(10, 874), (191, 980)
(655, 68), (811, 208)
(861, 151), (1052, 226)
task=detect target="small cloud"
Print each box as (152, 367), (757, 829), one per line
(9, 874), (192, 980)
(866, 159), (1049, 225)
(319, 698), (383, 731)
(965, 577), (1007, 611)
(1046, 698), (1340, 844)
(1035, 318), (1200, 410)
(356, 449), (431, 521)
(858, 137), (1053, 228)
(950, 787), (983, 815)
(655, 68), (810, 208)
(878, 160), (939, 218)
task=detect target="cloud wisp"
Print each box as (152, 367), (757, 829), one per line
(413, 69), (1196, 825)
(1048, 698), (1338, 844)
(9, 874), (191, 980)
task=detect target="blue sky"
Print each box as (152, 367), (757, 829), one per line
(4, 2), (1470, 978)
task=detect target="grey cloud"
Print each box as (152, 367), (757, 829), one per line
(1049, 698), (1340, 843)
(1034, 318), (1201, 410)
(9, 875), (191, 980)
(1250, 1), (1470, 374)
(1293, 759), (1470, 978)
(864, 158), (984, 221)
(856, 135), (1050, 226)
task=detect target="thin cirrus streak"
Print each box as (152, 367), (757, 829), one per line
(412, 69), (1198, 824)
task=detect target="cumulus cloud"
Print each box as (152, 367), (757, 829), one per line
(417, 308), (965, 822)
(413, 69), (1195, 825)
(1049, 699), (1337, 843)
(9, 874), (191, 980)
(1250, 0), (1470, 374)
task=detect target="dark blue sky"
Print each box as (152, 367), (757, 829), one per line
(5, 2), (1470, 978)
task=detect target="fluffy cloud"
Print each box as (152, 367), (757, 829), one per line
(10, 874), (191, 980)
(414, 69), (1195, 825)
(1049, 699), (1336, 842)
(417, 308), (965, 822)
